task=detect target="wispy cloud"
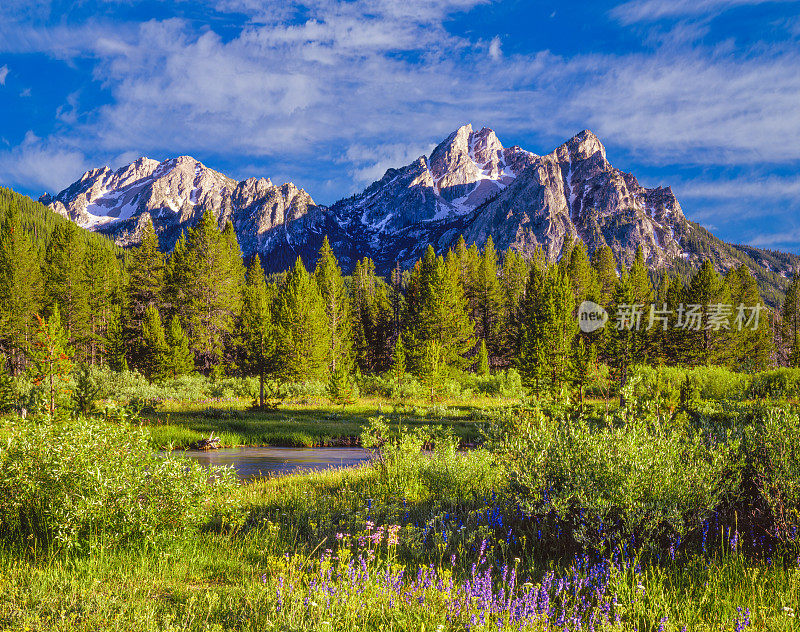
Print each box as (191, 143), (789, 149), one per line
(0, 65), (8, 85)
(0, 131), (89, 192)
(610, 0), (798, 24)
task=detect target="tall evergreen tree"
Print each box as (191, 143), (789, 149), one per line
(351, 257), (394, 373)
(499, 248), (529, 364)
(403, 246), (474, 375)
(726, 265), (773, 371)
(517, 264), (576, 394)
(0, 205), (42, 373)
(274, 257), (329, 382)
(165, 211), (243, 372)
(141, 305), (169, 381)
(127, 218), (165, 368)
(475, 237), (503, 365)
(30, 305), (74, 417)
(591, 245), (618, 305)
(782, 274), (800, 367)
(43, 223), (89, 359)
(682, 261), (731, 366)
(628, 246), (654, 364)
(165, 315), (194, 378)
(238, 255), (276, 407)
(391, 334), (406, 388)
(315, 237), (351, 374)
(565, 240), (599, 305)
(83, 244), (124, 365)
(104, 305), (128, 372)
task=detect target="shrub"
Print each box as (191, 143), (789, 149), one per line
(361, 418), (499, 501)
(493, 403), (743, 552)
(747, 368), (800, 400)
(0, 415), (239, 552)
(747, 406), (800, 542)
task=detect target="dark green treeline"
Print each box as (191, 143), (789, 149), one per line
(1, 187), (794, 395)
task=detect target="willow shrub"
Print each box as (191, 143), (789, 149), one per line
(492, 401), (743, 553)
(747, 406), (800, 543)
(0, 415), (239, 553)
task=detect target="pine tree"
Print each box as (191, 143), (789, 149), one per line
(499, 248), (529, 364)
(43, 223), (89, 360)
(351, 258), (394, 373)
(83, 244), (124, 365)
(165, 315), (194, 377)
(782, 274), (800, 367)
(165, 211), (243, 372)
(726, 265), (773, 371)
(127, 218), (165, 368)
(628, 246), (654, 364)
(30, 305), (74, 417)
(608, 272), (635, 396)
(327, 364), (356, 408)
(477, 339), (490, 376)
(572, 336), (596, 406)
(517, 264), (576, 394)
(0, 205), (42, 373)
(391, 334), (406, 388)
(104, 305), (128, 372)
(315, 237), (351, 374)
(565, 240), (599, 305)
(404, 246), (474, 375)
(591, 245), (618, 305)
(420, 339), (443, 400)
(0, 353), (14, 412)
(238, 256), (276, 407)
(682, 261), (731, 366)
(476, 237), (503, 365)
(274, 257), (329, 382)
(141, 305), (169, 382)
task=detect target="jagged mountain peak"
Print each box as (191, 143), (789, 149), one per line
(40, 154), (318, 252)
(41, 125), (788, 302)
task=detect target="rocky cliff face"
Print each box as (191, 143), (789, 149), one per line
(40, 125), (792, 290)
(40, 155), (318, 252)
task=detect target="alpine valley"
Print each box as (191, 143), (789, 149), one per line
(39, 124), (798, 304)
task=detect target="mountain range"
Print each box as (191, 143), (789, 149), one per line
(39, 124), (798, 304)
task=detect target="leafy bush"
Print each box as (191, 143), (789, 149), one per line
(633, 365), (750, 405)
(361, 417), (499, 501)
(0, 415), (239, 552)
(747, 368), (800, 400)
(747, 406), (800, 542)
(493, 402), (743, 552)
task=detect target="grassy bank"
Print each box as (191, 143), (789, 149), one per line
(141, 398), (511, 448)
(4, 394), (800, 630)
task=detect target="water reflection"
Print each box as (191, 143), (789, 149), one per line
(172, 446), (371, 480)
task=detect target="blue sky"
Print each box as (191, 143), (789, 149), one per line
(1, 0), (799, 251)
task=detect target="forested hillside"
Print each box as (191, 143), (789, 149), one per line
(4, 186), (800, 407)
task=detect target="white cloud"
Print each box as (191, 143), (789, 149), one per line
(488, 36), (502, 61)
(676, 175), (800, 200)
(750, 228), (800, 248)
(610, 0), (798, 24)
(2, 0), (800, 212)
(0, 65), (8, 85)
(0, 131), (90, 193)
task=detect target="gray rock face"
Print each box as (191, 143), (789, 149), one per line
(40, 125), (791, 288)
(40, 155), (317, 253)
(314, 125), (689, 272)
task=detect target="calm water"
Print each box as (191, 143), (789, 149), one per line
(173, 446), (371, 480)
